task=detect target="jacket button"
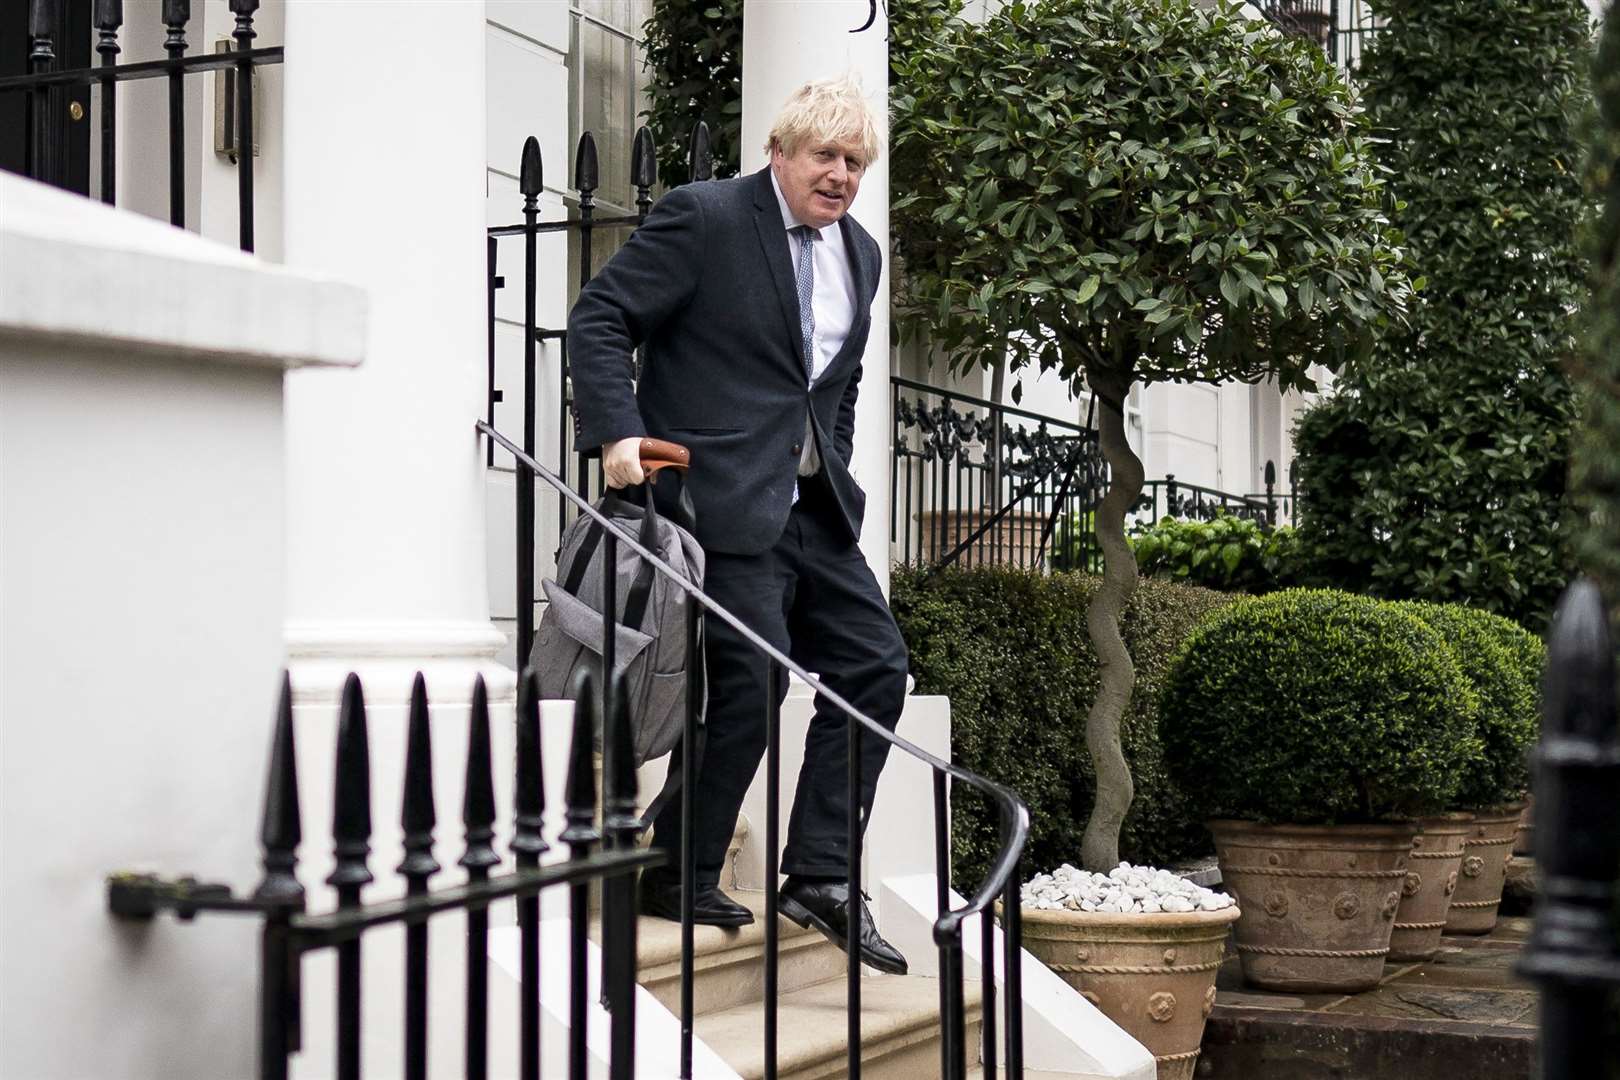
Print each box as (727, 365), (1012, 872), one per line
(790, 442), (803, 456)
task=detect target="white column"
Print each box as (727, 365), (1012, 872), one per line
(742, 0), (892, 592)
(281, 0), (511, 707)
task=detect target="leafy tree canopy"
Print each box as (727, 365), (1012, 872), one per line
(889, 0), (1414, 395)
(1292, 0), (1593, 629)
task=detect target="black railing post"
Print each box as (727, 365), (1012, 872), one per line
(230, 0), (257, 252)
(94, 0), (120, 205)
(679, 593), (701, 1079)
(934, 774), (956, 1077)
(765, 661), (782, 1079)
(1005, 858), (1025, 1080)
(1264, 459), (1277, 528)
(513, 669), (549, 1080)
(162, 0), (188, 228)
(254, 674), (305, 1080)
(327, 674), (373, 1080)
(517, 135), (543, 674)
(632, 127), (655, 223)
(487, 236), (501, 469)
(847, 716), (862, 1080)
(562, 673), (601, 1080)
(399, 673), (439, 1080)
(1517, 579), (1620, 1079)
(604, 670), (640, 1080)
(460, 676), (500, 1080)
(573, 132), (599, 501)
(27, 0), (54, 182)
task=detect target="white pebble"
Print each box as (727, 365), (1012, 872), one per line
(1019, 861), (1235, 913)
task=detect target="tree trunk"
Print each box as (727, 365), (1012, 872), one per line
(1081, 367), (1144, 871)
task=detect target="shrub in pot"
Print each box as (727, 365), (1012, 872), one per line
(1161, 589), (1480, 991)
(1396, 603), (1544, 934)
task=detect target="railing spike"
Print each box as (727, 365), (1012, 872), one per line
(520, 135), (543, 198)
(512, 668), (548, 861)
(94, 0), (122, 33)
(398, 672), (439, 882)
(563, 670), (598, 836)
(1543, 579), (1616, 739)
(460, 674), (501, 873)
(688, 121), (713, 183)
(254, 671), (305, 907)
(605, 670), (639, 818)
(574, 131), (599, 195)
(326, 673), (374, 890)
(28, 0), (52, 39)
(229, 0), (259, 17)
(162, 0), (189, 37)
(631, 125), (656, 190)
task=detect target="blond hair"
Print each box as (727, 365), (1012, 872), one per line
(765, 75), (883, 165)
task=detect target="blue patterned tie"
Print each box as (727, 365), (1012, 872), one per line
(792, 225), (816, 384)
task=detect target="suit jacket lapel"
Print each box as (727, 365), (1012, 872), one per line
(751, 168), (811, 376)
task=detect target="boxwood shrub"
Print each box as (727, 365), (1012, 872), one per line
(1160, 589), (1480, 824)
(891, 565), (1233, 890)
(1395, 602), (1542, 809)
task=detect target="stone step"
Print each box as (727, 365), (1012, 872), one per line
(622, 890), (848, 1017)
(696, 974), (982, 1080)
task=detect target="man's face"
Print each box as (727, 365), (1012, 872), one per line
(771, 137), (867, 229)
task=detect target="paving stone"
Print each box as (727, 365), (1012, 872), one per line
(1326, 986), (1537, 1027)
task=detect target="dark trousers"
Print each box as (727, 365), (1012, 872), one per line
(648, 473), (909, 886)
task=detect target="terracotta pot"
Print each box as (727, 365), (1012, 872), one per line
(1514, 797), (1534, 856)
(1210, 819), (1414, 993)
(1389, 814), (1469, 961)
(1018, 904), (1240, 1080)
(1446, 804), (1525, 934)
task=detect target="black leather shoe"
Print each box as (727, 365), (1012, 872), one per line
(778, 876), (909, 975)
(637, 872), (755, 927)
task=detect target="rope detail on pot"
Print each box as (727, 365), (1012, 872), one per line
(1461, 837), (1515, 848)
(1408, 850), (1464, 859)
(1156, 1049), (1202, 1064)
(1393, 920), (1448, 930)
(1235, 944), (1390, 958)
(1448, 898), (1503, 909)
(1222, 865), (1408, 879)
(1048, 958), (1224, 976)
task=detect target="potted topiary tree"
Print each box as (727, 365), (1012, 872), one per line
(1160, 589), (1480, 991)
(1394, 604), (1545, 935)
(1385, 602), (1539, 955)
(890, 0), (1413, 874)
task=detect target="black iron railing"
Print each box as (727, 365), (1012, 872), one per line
(107, 668), (659, 1080)
(1254, 0), (1384, 71)
(891, 376), (1107, 572)
(1517, 579), (1620, 1078)
(1137, 461), (1303, 530)
(0, 0), (277, 252)
(485, 121), (1030, 1078)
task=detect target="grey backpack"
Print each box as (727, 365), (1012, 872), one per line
(528, 479), (706, 786)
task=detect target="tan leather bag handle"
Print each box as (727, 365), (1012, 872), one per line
(639, 437), (690, 477)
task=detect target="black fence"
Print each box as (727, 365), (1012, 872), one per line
(1254, 0), (1384, 70)
(1137, 460), (1303, 531)
(107, 669), (659, 1080)
(1516, 578), (1620, 1078)
(891, 376), (1108, 573)
(0, 0), (278, 252)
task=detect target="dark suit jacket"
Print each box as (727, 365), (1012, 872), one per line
(568, 166), (882, 556)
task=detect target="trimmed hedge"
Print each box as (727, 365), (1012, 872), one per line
(1131, 513), (1307, 594)
(1160, 589), (1480, 824)
(891, 565), (1233, 891)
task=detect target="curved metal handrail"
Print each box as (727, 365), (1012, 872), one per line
(479, 420), (1031, 930)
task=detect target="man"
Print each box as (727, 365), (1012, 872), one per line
(568, 76), (909, 975)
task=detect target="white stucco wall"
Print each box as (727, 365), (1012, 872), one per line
(0, 175), (363, 1080)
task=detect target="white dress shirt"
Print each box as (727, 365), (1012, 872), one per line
(770, 170), (858, 480)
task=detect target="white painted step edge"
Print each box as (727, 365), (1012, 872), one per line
(490, 920), (745, 1080)
(880, 874), (1157, 1080)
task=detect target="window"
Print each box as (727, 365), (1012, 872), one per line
(567, 0), (654, 290)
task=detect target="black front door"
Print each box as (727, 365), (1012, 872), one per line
(1, 0), (92, 195)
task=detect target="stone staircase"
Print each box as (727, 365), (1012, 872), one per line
(607, 889), (982, 1079)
